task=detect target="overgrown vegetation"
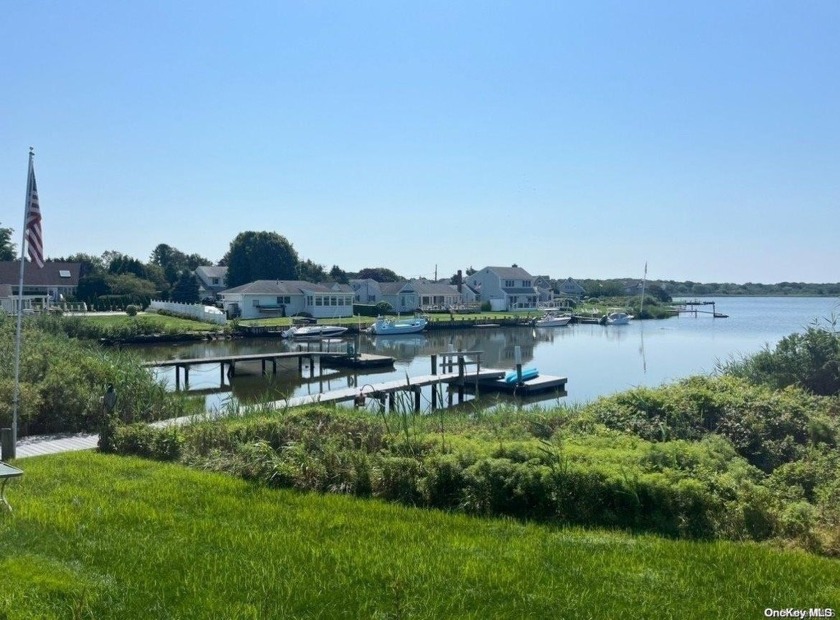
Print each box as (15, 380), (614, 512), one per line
(107, 320), (840, 556)
(0, 315), (198, 435)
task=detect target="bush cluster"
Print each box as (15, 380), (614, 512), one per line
(722, 324), (840, 396)
(0, 316), (193, 434)
(111, 404), (835, 550)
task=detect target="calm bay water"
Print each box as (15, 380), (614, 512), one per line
(136, 297), (840, 411)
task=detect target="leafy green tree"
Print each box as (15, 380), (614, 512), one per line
(150, 244), (211, 285)
(106, 273), (157, 299)
(62, 253), (105, 278)
(646, 284), (672, 303)
(297, 259), (327, 283)
(109, 255), (148, 279)
(171, 271), (200, 303)
(0, 223), (16, 261)
(329, 265), (349, 284)
(76, 274), (111, 304)
(224, 231), (299, 288)
(357, 267), (402, 282)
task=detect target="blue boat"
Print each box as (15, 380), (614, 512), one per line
(504, 367), (539, 384)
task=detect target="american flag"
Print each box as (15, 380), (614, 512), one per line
(25, 158), (44, 268)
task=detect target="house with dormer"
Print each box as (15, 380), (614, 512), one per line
(557, 277), (586, 299)
(466, 266), (539, 311)
(195, 266), (228, 301)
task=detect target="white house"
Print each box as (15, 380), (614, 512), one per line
(350, 278), (476, 313)
(195, 266), (228, 301)
(217, 280), (355, 320)
(557, 277), (586, 299)
(466, 266), (539, 311)
(533, 275), (554, 303)
(350, 279), (383, 304)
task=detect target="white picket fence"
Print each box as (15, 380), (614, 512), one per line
(148, 300), (227, 325)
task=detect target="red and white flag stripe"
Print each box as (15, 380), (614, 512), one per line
(25, 159), (44, 268)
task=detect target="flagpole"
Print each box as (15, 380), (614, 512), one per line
(640, 262), (648, 319)
(10, 148), (35, 459)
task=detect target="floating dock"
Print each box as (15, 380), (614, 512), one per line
(472, 373), (568, 396)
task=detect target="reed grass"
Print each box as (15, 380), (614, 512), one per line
(2, 452), (838, 619)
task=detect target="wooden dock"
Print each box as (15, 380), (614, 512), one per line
(141, 348), (568, 411)
(142, 350), (395, 390)
(472, 373), (568, 396)
(673, 300), (729, 318)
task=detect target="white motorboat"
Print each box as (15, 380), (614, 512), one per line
(281, 325), (348, 339)
(604, 311), (633, 325)
(368, 315), (428, 335)
(534, 312), (572, 327)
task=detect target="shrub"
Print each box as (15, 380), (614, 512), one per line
(722, 325), (840, 396)
(125, 305), (139, 316)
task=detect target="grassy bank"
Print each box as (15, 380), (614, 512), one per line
(2, 452), (838, 619)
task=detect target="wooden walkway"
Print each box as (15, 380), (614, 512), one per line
(11, 368), (507, 458)
(12, 350), (568, 459)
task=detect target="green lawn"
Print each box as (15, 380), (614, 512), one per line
(2, 452), (838, 619)
(78, 312), (221, 331)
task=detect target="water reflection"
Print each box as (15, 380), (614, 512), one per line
(134, 297), (839, 410)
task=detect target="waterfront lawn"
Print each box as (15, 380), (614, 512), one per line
(77, 312), (221, 332)
(2, 452), (839, 619)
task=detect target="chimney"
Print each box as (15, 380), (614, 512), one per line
(457, 269), (463, 293)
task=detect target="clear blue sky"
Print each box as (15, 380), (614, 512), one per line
(2, 1), (838, 284)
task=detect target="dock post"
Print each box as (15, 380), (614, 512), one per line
(220, 363), (226, 387)
(516, 363), (523, 385)
(388, 393), (395, 411)
(175, 365), (181, 391)
(261, 360), (266, 376)
(184, 366), (190, 389)
(298, 356), (303, 374)
(309, 356), (315, 378)
(431, 385), (438, 410)
(413, 385), (421, 412)
(431, 354), (437, 376)
(272, 359), (277, 375)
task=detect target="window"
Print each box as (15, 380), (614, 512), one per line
(253, 299), (260, 307)
(505, 280), (515, 287)
(523, 280), (531, 287)
(315, 296), (323, 306)
(212, 277), (219, 285)
(276, 296), (290, 304)
(59, 270), (71, 278)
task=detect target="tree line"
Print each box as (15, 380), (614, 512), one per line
(44, 231), (405, 308)
(3, 222), (838, 308)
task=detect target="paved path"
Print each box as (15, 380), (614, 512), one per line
(15, 432), (99, 459)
